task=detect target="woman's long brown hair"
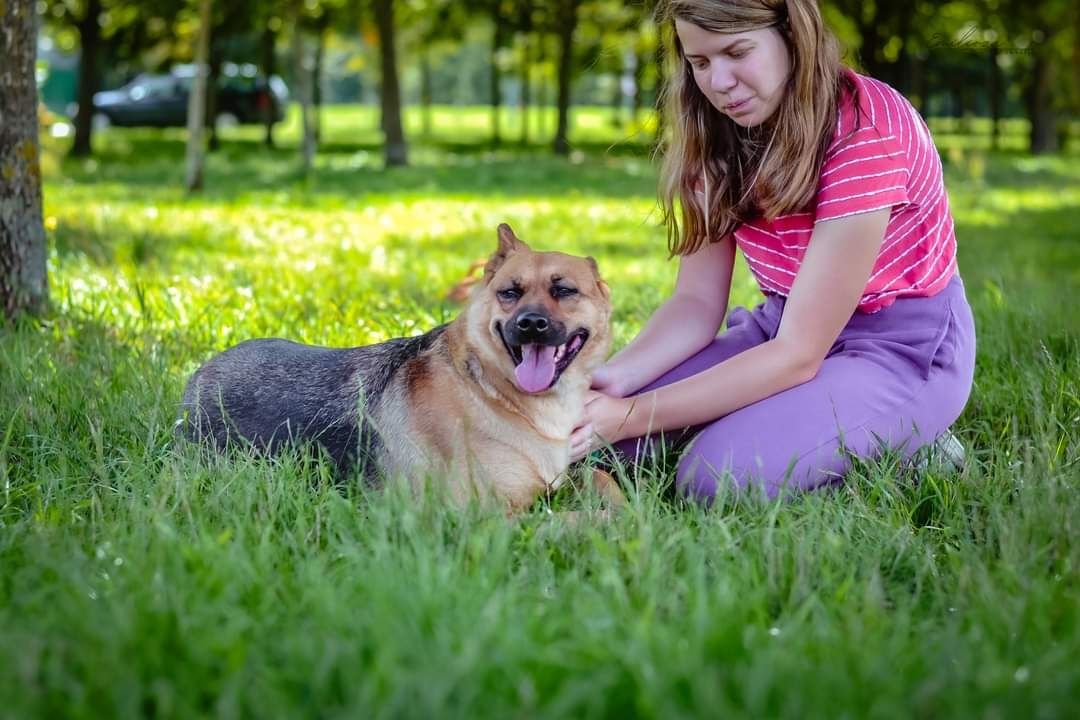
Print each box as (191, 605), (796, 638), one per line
(655, 0), (857, 256)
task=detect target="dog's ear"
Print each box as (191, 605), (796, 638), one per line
(484, 224), (530, 283)
(586, 256), (611, 300)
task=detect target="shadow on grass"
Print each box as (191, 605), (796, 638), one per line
(56, 132), (659, 203)
(939, 147), (1080, 188)
(956, 201), (1080, 310)
(317, 136), (657, 158)
(51, 214), (233, 268)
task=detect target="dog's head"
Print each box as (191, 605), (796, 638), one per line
(467, 223), (611, 395)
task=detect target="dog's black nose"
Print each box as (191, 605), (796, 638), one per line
(506, 308), (565, 345)
(516, 312), (549, 334)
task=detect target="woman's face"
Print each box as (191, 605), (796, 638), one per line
(676, 19), (792, 127)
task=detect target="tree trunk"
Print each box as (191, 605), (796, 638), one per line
(70, 0), (103, 158)
(291, 1), (316, 174)
(893, 5), (913, 96)
(184, 0), (212, 193)
(855, 5), (889, 85)
(490, 17), (506, 147)
(519, 34), (531, 146)
(1, 0), (49, 318)
(552, 0), (578, 156)
(915, 54), (929, 117)
(632, 42), (645, 128)
(261, 23), (277, 149)
(989, 44), (1002, 151)
(421, 44), (433, 138)
(909, 54), (925, 114)
(950, 83), (964, 119)
(654, 29), (668, 143)
(1074, 4), (1080, 123)
(609, 70), (623, 129)
(205, 51), (222, 152)
(537, 33), (548, 140)
(1070, 3), (1080, 152)
(374, 0), (407, 167)
(1027, 49), (1058, 154)
(314, 11), (329, 145)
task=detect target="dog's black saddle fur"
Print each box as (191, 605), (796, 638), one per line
(178, 325), (448, 480)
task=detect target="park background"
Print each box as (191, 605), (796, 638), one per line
(2, 0), (1079, 717)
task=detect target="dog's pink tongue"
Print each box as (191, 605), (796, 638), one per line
(514, 344), (558, 393)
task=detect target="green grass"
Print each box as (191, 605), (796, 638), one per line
(3, 106), (1079, 718)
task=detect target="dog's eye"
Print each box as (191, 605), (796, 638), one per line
(551, 286), (578, 299)
(497, 287), (522, 302)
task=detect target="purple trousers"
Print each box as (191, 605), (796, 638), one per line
(614, 275), (976, 501)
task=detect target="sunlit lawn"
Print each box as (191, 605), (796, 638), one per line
(2, 105), (1078, 718)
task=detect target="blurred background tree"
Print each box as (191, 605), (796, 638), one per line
(25, 0), (1080, 166)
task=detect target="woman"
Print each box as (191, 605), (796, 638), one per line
(571, 0), (975, 501)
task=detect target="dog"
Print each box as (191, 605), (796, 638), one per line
(178, 224), (624, 512)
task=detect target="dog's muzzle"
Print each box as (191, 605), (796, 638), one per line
(497, 311), (589, 394)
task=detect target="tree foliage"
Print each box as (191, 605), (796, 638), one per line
(37, 0), (1079, 157)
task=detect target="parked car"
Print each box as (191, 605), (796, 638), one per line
(91, 64), (288, 129)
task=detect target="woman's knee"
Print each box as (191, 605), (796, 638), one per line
(673, 439), (757, 504)
(674, 448), (730, 504)
(675, 437), (844, 504)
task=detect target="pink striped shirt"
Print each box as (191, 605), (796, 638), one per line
(732, 71), (957, 313)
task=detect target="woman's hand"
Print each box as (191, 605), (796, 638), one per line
(569, 390), (638, 463)
(569, 417), (594, 463)
(568, 364), (625, 463)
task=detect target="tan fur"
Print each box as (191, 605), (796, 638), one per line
(369, 224), (619, 512)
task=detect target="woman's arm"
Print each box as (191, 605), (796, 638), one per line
(589, 208), (890, 444)
(598, 236), (736, 397)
